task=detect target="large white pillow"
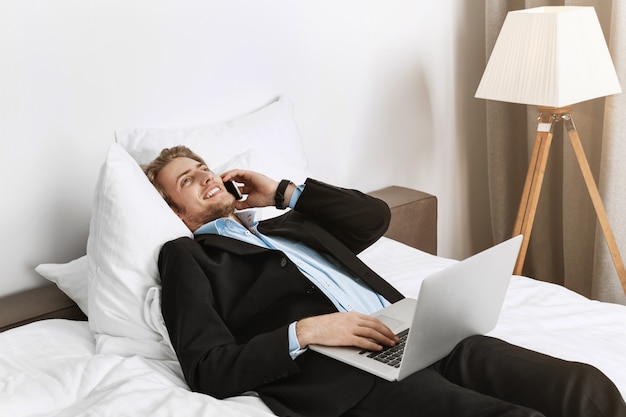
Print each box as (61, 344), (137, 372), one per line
(117, 96), (310, 222)
(115, 96), (309, 179)
(87, 143), (192, 359)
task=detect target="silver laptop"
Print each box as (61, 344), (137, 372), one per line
(309, 235), (522, 381)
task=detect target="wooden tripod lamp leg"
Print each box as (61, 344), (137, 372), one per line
(512, 110), (555, 275)
(563, 114), (626, 296)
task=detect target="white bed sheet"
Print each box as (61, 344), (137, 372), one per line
(2, 237), (625, 416)
(0, 319), (276, 417)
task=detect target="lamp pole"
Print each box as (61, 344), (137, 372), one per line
(512, 107), (626, 296)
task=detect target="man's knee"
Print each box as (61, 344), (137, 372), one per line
(562, 361), (626, 417)
(442, 336), (626, 417)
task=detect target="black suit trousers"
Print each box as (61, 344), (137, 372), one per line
(342, 336), (626, 417)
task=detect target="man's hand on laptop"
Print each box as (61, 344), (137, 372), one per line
(296, 312), (400, 351)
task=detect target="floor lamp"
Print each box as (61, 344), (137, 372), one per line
(475, 6), (626, 295)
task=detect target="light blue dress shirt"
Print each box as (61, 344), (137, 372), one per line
(194, 185), (390, 358)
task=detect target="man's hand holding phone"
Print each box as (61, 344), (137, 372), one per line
(221, 170), (293, 211)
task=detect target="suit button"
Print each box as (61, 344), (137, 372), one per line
(280, 257), (288, 267)
(306, 285), (316, 294)
(282, 371), (289, 378)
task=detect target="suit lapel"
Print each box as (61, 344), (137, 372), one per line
(259, 213), (405, 303)
(194, 232), (269, 255)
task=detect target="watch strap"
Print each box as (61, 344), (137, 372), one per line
(274, 179), (293, 210)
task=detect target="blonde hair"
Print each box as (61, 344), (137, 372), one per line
(143, 145), (206, 210)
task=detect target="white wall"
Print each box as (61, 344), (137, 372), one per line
(0, 0), (492, 296)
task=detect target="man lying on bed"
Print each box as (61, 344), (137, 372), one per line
(144, 145), (626, 417)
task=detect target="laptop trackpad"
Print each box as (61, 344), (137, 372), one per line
(376, 315), (407, 333)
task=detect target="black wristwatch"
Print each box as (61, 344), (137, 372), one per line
(274, 179), (293, 210)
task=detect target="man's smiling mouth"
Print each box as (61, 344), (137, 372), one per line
(205, 186), (221, 198)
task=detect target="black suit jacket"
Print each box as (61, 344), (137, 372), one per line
(159, 178), (404, 417)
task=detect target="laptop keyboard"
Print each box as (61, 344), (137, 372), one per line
(359, 329), (409, 368)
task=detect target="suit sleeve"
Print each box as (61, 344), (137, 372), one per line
(159, 237), (301, 399)
(293, 178), (391, 254)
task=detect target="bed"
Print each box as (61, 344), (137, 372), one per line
(1, 97), (625, 416)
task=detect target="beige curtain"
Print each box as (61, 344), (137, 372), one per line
(484, 0), (626, 304)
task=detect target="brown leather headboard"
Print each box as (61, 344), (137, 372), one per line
(368, 185), (437, 256)
(0, 283), (86, 332)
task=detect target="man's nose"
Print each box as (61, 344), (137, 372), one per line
(201, 170), (214, 183)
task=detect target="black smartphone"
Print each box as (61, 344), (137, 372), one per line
(224, 180), (243, 200)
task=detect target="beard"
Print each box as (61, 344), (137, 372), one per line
(179, 197), (238, 231)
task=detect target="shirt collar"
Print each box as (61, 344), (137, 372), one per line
(193, 209), (258, 235)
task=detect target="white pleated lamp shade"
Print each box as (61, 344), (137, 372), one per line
(475, 6), (622, 108)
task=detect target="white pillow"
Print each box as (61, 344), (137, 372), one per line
(115, 96), (309, 177)
(87, 143), (192, 359)
(35, 255), (89, 315)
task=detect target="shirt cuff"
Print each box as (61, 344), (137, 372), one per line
(288, 184), (305, 209)
(288, 321), (307, 360)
